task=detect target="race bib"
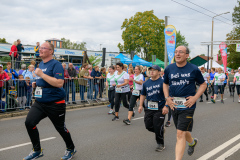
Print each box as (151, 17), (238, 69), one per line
(148, 101), (158, 110)
(116, 88), (122, 93)
(34, 87), (42, 98)
(236, 81), (240, 85)
(230, 82), (234, 85)
(173, 97), (186, 108)
(132, 90), (140, 96)
(216, 80), (221, 85)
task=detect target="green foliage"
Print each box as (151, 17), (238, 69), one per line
(61, 37), (87, 50)
(117, 43), (124, 52)
(0, 38), (7, 43)
(176, 31), (188, 48)
(89, 55), (101, 66)
(120, 10), (165, 61)
(199, 54), (205, 56)
(226, 1), (240, 69)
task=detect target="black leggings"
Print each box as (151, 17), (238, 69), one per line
(167, 106), (172, 122)
(211, 84), (215, 96)
(25, 101), (75, 151)
(114, 92), (129, 112)
(144, 109), (165, 145)
(129, 93), (140, 111)
(236, 85), (240, 95)
(108, 89), (115, 109)
(200, 88), (208, 100)
(229, 84), (235, 93)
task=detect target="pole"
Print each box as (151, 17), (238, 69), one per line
(164, 16), (168, 68)
(207, 45), (209, 71)
(211, 18), (214, 68)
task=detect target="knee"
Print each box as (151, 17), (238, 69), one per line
(25, 119), (35, 128)
(176, 130), (186, 140)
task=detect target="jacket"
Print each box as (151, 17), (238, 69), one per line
(91, 68), (101, 84)
(64, 69), (69, 83)
(17, 80), (27, 97)
(9, 45), (18, 58)
(68, 67), (77, 78)
(17, 44), (24, 52)
(0, 71), (10, 87)
(34, 45), (39, 57)
(4, 69), (19, 80)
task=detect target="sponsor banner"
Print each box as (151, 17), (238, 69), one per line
(164, 25), (176, 64)
(219, 42), (227, 73)
(236, 44), (240, 52)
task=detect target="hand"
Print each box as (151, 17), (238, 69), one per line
(35, 68), (44, 77)
(32, 82), (36, 88)
(138, 105), (143, 113)
(184, 96), (197, 108)
(162, 106), (169, 115)
(12, 72), (15, 75)
(116, 85), (121, 88)
(130, 85), (133, 89)
(3, 79), (7, 81)
(112, 84), (116, 86)
(129, 77), (134, 81)
(11, 86), (15, 89)
(166, 97), (177, 111)
(69, 77), (72, 80)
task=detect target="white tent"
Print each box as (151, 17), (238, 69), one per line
(199, 60), (223, 69)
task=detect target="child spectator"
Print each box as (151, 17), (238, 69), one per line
(25, 77), (32, 108)
(17, 75), (27, 109)
(0, 64), (10, 101)
(5, 73), (16, 105)
(4, 62), (18, 80)
(23, 65), (36, 81)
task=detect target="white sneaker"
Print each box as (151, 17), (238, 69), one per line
(108, 109), (113, 114)
(238, 99), (240, 103)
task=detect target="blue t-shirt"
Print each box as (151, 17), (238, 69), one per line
(224, 74), (228, 84)
(36, 59), (65, 103)
(164, 62), (205, 110)
(210, 72), (215, 80)
(141, 77), (166, 110)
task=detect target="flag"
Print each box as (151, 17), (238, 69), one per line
(164, 25), (176, 64)
(219, 42), (227, 72)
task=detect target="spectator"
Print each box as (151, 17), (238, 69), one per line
(19, 64), (27, 75)
(99, 67), (106, 98)
(67, 63), (78, 104)
(4, 62), (18, 80)
(17, 75), (27, 109)
(88, 65), (93, 75)
(22, 65), (36, 82)
(128, 68), (134, 102)
(79, 63), (93, 102)
(9, 41), (18, 66)
(5, 73), (15, 104)
(25, 77), (32, 108)
(16, 39), (24, 69)
(129, 63), (133, 70)
(91, 66), (102, 99)
(123, 64), (128, 72)
(34, 42), (40, 57)
(31, 60), (36, 69)
(62, 63), (70, 104)
(0, 64), (10, 101)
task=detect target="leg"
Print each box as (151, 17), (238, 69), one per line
(176, 130), (187, 160)
(72, 81), (75, 102)
(128, 95), (138, 120)
(213, 85), (218, 100)
(121, 92), (129, 109)
(114, 93), (121, 116)
(153, 111), (166, 145)
(25, 102), (47, 151)
(144, 110), (154, 133)
(22, 96), (27, 108)
(18, 97), (23, 108)
(110, 89), (115, 109)
(167, 106), (172, 122)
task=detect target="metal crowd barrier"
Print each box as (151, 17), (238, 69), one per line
(0, 78), (108, 112)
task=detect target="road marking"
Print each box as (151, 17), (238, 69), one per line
(0, 137), (56, 152)
(206, 98), (227, 103)
(197, 134), (240, 160)
(215, 142), (240, 160)
(132, 117), (144, 121)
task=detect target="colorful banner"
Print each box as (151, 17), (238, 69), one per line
(236, 44), (240, 52)
(164, 25), (176, 64)
(219, 42), (227, 72)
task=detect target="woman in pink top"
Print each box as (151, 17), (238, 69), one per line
(128, 68), (134, 102)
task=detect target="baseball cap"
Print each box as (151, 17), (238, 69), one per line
(238, 67), (240, 70)
(149, 65), (161, 71)
(0, 64), (3, 68)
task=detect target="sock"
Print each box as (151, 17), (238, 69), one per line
(189, 138), (195, 146)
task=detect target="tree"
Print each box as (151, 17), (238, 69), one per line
(117, 43), (124, 52)
(119, 10), (165, 61)
(226, 1), (240, 69)
(0, 38), (7, 43)
(89, 55), (101, 66)
(61, 37), (87, 50)
(176, 31), (188, 48)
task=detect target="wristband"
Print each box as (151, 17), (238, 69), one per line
(165, 97), (169, 100)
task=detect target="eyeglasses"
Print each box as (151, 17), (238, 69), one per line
(39, 47), (52, 50)
(174, 50), (185, 54)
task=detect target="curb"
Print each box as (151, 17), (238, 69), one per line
(0, 102), (110, 120)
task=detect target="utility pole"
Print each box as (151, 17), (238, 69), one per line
(164, 16), (168, 68)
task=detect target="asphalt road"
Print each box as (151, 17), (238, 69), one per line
(1, 93), (240, 160)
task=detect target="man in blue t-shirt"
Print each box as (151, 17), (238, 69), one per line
(138, 65), (168, 152)
(163, 46), (207, 160)
(23, 42), (76, 160)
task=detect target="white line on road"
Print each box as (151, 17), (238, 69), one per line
(197, 134), (240, 160)
(132, 117), (144, 121)
(0, 137), (56, 152)
(206, 98), (227, 103)
(215, 142), (240, 160)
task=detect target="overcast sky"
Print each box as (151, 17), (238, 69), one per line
(0, 0), (237, 59)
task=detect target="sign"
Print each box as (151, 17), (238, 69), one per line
(236, 44), (240, 52)
(164, 25), (176, 64)
(219, 42), (227, 73)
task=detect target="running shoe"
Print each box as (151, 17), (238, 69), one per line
(165, 121), (171, 127)
(23, 149), (44, 160)
(221, 99), (224, 104)
(188, 138), (198, 156)
(132, 108), (135, 117)
(238, 99), (240, 103)
(112, 116), (119, 121)
(206, 97), (209, 101)
(61, 148), (77, 160)
(211, 99), (215, 103)
(155, 144), (165, 152)
(123, 119), (131, 125)
(211, 96), (214, 99)
(199, 99), (203, 102)
(108, 109), (114, 114)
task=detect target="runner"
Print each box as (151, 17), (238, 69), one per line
(199, 67), (209, 102)
(138, 65), (168, 151)
(228, 69), (235, 97)
(106, 65), (116, 114)
(112, 62), (129, 121)
(23, 42), (76, 160)
(233, 67), (240, 102)
(163, 46), (207, 160)
(211, 67), (225, 104)
(123, 66), (143, 125)
(210, 68), (216, 99)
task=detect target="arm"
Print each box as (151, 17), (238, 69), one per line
(117, 79), (129, 88)
(138, 95), (146, 113)
(4, 72), (10, 81)
(134, 79), (143, 85)
(234, 77), (236, 83)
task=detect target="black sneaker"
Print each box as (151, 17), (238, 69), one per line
(199, 99), (203, 102)
(188, 138), (198, 156)
(165, 121), (171, 127)
(112, 116), (119, 121)
(155, 144), (165, 152)
(206, 97), (209, 101)
(123, 119), (131, 125)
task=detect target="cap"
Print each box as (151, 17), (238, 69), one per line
(149, 65), (161, 71)
(238, 67), (240, 70)
(0, 64), (3, 68)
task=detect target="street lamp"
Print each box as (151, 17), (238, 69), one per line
(210, 11), (230, 68)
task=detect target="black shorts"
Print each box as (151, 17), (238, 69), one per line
(172, 109), (195, 132)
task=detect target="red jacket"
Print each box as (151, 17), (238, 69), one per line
(9, 45), (18, 58)
(64, 69), (69, 83)
(0, 71), (10, 87)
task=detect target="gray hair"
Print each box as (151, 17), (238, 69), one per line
(21, 64), (26, 69)
(180, 45), (190, 54)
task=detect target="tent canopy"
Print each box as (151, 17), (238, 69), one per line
(153, 58), (165, 68)
(115, 53), (133, 64)
(199, 60), (224, 70)
(132, 55), (152, 67)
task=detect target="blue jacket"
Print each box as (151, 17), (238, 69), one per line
(4, 69), (18, 80)
(91, 68), (101, 84)
(23, 70), (36, 82)
(17, 80), (27, 97)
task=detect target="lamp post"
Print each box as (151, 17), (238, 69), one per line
(210, 12), (230, 68)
